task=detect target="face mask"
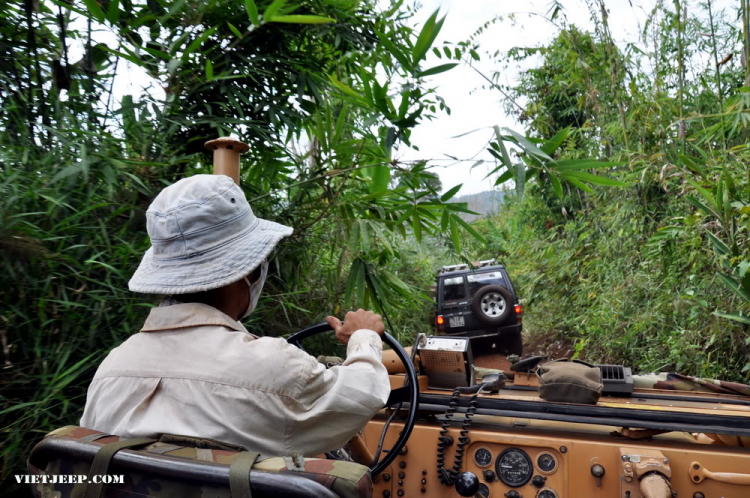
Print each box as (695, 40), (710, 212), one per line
(241, 260), (268, 319)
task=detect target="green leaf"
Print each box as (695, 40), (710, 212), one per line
(540, 127), (569, 155)
(413, 10), (439, 65)
(552, 160), (623, 171)
(565, 176), (593, 193)
(503, 127), (551, 161)
(328, 75), (365, 101)
(679, 154), (707, 178)
(713, 311), (750, 325)
(183, 26), (219, 58)
(106, 0), (120, 24)
(205, 59), (214, 81)
(227, 22), (244, 38)
(494, 169), (514, 185)
(454, 215), (487, 243)
(515, 164), (526, 198)
(374, 29), (411, 69)
(263, 0), (287, 22)
(706, 231), (731, 256)
(81, 0), (105, 22)
(686, 196), (719, 218)
(687, 179), (717, 210)
(417, 63), (458, 77)
(344, 259), (362, 305)
(412, 212), (422, 243)
(244, 0), (259, 25)
(450, 217), (461, 252)
(269, 15), (335, 23)
(718, 273), (750, 303)
(142, 45), (171, 61)
(440, 184), (462, 202)
(562, 171), (625, 186)
(369, 165), (390, 193)
(549, 172), (563, 198)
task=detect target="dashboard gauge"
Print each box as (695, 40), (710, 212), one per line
(495, 448), (533, 487)
(477, 482), (491, 498)
(474, 447), (493, 468)
(536, 452), (558, 474)
(537, 488), (558, 498)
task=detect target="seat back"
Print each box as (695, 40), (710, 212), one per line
(27, 426), (372, 498)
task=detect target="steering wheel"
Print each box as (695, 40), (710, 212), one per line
(287, 323), (419, 476)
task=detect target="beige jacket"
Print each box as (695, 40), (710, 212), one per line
(80, 303), (390, 457)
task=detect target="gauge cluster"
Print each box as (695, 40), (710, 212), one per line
(470, 445), (562, 498)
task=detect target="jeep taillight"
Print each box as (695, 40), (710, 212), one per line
(436, 315), (444, 332)
(515, 304), (523, 322)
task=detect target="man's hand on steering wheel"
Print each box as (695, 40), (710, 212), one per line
(326, 309), (384, 344)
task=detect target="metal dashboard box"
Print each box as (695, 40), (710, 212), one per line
(417, 336), (474, 390)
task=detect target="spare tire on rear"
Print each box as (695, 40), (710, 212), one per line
(471, 285), (513, 325)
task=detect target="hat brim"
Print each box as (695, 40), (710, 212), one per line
(128, 218), (293, 294)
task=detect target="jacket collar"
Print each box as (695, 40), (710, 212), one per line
(140, 302), (252, 334)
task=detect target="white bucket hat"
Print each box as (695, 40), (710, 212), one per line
(128, 174), (293, 294)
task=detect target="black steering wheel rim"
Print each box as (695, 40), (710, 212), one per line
(287, 322), (419, 476)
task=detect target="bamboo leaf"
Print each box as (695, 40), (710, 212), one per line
(369, 165), (390, 193)
(227, 22), (244, 38)
(106, 0), (120, 24)
(412, 10), (439, 65)
(540, 127), (569, 155)
(549, 172), (563, 198)
(328, 74), (365, 101)
(713, 311), (750, 325)
(244, 0), (259, 25)
(440, 184), (462, 202)
(494, 168), (514, 186)
(503, 127), (552, 161)
(450, 217), (461, 252)
(373, 29), (411, 69)
(412, 212), (422, 242)
(263, 0), (287, 22)
(562, 171), (625, 186)
(81, 0), (105, 22)
(205, 59), (214, 81)
(705, 231), (731, 256)
(515, 164), (526, 198)
(718, 273), (750, 303)
(183, 26), (219, 58)
(687, 179), (717, 210)
(565, 176), (593, 193)
(417, 63), (458, 78)
(686, 196), (720, 218)
(454, 215), (487, 243)
(269, 15), (335, 24)
(552, 160), (624, 171)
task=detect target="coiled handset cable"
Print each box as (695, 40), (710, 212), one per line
(436, 373), (505, 486)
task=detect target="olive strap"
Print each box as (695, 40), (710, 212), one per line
(229, 451), (260, 498)
(82, 437), (157, 498)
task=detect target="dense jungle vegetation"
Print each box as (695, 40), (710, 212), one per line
(1, 0), (749, 494)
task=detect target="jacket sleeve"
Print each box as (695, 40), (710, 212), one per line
(286, 329), (391, 456)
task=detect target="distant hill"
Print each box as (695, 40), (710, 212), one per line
(453, 190), (505, 222)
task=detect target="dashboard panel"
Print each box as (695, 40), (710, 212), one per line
(362, 414), (750, 498)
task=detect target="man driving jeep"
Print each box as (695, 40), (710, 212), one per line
(80, 174), (391, 457)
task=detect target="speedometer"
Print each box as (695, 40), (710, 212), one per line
(495, 448), (533, 487)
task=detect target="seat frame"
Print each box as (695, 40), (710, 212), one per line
(29, 436), (339, 498)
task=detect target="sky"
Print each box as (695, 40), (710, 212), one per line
(79, 0), (736, 196)
(398, 0), (659, 195)
(397, 0), (737, 195)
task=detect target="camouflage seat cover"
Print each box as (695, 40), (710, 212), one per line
(27, 426), (372, 498)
